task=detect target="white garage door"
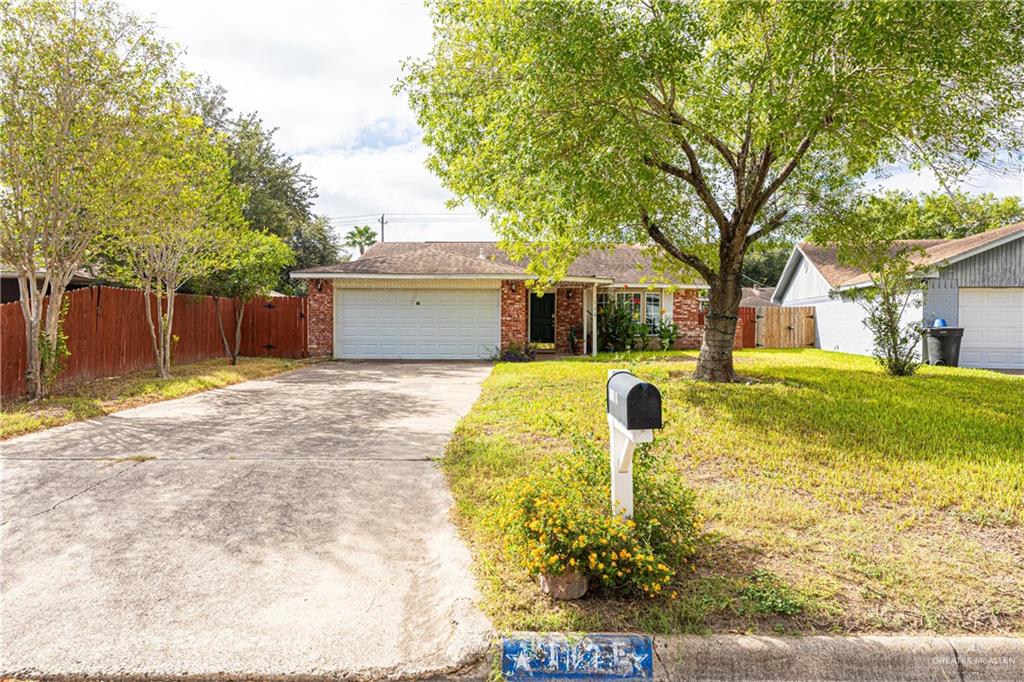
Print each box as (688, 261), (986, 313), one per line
(958, 288), (1024, 369)
(335, 288), (499, 360)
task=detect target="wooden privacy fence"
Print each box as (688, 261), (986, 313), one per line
(696, 306), (815, 349)
(755, 306), (816, 348)
(1, 285), (307, 400)
(697, 307), (758, 349)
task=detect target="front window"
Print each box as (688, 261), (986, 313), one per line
(599, 291), (662, 332)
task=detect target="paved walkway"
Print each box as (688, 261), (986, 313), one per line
(1, 361), (493, 679)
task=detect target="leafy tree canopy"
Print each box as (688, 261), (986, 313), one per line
(189, 77), (335, 289)
(867, 190), (1024, 240)
(741, 243), (793, 288)
(283, 215), (346, 294)
(1, 0), (179, 396)
(402, 0), (1024, 381)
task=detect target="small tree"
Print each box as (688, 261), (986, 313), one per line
(107, 110), (245, 378)
(833, 256), (924, 377)
(196, 230), (294, 365)
(0, 0), (176, 397)
(343, 225), (377, 255)
(818, 195), (926, 376)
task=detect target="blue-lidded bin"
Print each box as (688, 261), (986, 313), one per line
(925, 327), (963, 366)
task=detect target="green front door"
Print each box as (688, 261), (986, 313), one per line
(530, 293), (555, 344)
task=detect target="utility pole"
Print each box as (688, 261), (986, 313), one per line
(378, 213), (388, 242)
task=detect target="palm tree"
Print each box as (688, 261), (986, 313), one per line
(343, 225), (377, 255)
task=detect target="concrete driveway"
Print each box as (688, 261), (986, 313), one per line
(1, 361), (494, 679)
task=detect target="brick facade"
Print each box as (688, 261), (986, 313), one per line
(306, 279), (334, 357)
(500, 280), (528, 347)
(672, 289), (703, 349)
(554, 284), (585, 353)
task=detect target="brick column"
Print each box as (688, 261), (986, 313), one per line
(555, 284), (584, 353)
(673, 289), (702, 349)
(500, 280), (527, 347)
(306, 279), (334, 357)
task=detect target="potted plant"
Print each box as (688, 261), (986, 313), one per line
(568, 324), (584, 355)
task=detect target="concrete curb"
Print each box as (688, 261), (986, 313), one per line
(651, 635), (1023, 682)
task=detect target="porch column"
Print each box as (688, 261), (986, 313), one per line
(582, 285), (588, 357)
(592, 284), (598, 356)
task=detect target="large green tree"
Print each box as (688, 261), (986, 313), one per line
(0, 0), (176, 397)
(190, 79), (332, 291)
(402, 0), (1024, 381)
(288, 215), (345, 276)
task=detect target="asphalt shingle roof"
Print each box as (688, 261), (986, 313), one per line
(799, 222), (1024, 288)
(294, 242), (701, 285)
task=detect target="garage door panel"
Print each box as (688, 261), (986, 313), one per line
(957, 288), (1024, 370)
(336, 288), (499, 360)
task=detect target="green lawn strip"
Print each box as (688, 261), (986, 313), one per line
(1, 356), (312, 439)
(442, 349), (1024, 634)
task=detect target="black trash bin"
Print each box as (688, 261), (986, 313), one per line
(924, 327), (964, 366)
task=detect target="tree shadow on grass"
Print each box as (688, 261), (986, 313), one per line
(671, 365), (1024, 468)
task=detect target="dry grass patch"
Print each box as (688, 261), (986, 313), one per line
(1, 356), (311, 439)
(442, 349), (1024, 635)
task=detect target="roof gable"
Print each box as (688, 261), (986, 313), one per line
(774, 222), (1024, 298)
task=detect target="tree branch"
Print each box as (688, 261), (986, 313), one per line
(645, 90), (739, 171)
(643, 156), (731, 232)
(641, 211), (717, 284)
(744, 208), (791, 249)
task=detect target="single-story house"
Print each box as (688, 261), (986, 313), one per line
(291, 242), (710, 360)
(772, 222), (1024, 369)
(0, 267), (96, 304)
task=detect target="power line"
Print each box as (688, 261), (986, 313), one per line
(326, 211), (483, 222)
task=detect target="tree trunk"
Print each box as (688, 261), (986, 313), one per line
(232, 300), (244, 366)
(163, 287), (176, 377)
(214, 297), (232, 362)
(40, 285), (67, 396)
(18, 272), (44, 400)
(694, 269), (743, 382)
(144, 281), (168, 379)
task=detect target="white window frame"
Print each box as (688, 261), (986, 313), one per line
(598, 290), (662, 332)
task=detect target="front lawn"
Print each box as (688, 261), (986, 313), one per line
(443, 349), (1023, 635)
(1, 356), (311, 439)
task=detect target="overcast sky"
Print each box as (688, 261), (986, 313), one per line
(124, 0), (1022, 244)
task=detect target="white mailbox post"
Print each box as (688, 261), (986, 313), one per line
(606, 369), (663, 519)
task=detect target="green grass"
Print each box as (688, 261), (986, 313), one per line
(442, 349), (1024, 635)
(1, 356), (311, 439)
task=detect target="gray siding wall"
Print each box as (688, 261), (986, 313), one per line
(923, 236), (1024, 328)
(923, 279), (959, 326)
(940, 237), (1024, 287)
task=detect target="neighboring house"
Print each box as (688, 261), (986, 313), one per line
(291, 242), (708, 360)
(740, 286), (779, 308)
(772, 222), (1024, 370)
(0, 267), (96, 304)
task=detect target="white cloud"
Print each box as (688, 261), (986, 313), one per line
(122, 0), (494, 240)
(871, 166), (1023, 198)
(121, 0), (1023, 248)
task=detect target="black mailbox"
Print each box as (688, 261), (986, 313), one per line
(606, 371), (662, 430)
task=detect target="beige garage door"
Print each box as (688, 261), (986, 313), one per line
(958, 288), (1024, 369)
(334, 288), (499, 360)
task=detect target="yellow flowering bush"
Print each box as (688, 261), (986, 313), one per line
(493, 434), (699, 596)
